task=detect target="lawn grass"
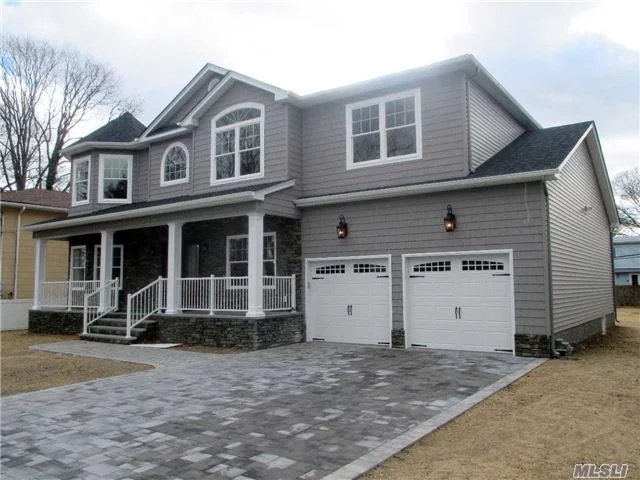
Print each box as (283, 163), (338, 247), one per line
(362, 307), (640, 480)
(0, 330), (151, 396)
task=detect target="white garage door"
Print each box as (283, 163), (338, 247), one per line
(306, 257), (391, 346)
(405, 252), (513, 353)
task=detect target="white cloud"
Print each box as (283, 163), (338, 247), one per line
(570, 1), (639, 51)
(3, 1), (638, 177)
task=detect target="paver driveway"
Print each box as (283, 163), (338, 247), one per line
(1, 342), (542, 480)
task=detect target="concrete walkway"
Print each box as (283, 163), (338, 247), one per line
(1, 342), (544, 480)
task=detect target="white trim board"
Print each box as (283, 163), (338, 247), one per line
(296, 170), (559, 207)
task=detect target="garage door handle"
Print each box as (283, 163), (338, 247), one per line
(409, 275), (425, 278)
(492, 273), (511, 276)
(459, 306), (462, 318)
(454, 307), (459, 319)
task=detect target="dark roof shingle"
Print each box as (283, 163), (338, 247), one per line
(79, 112), (146, 143)
(1, 189), (70, 209)
(471, 121), (593, 178)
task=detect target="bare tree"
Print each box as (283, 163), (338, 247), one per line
(613, 167), (640, 230)
(0, 35), (140, 191)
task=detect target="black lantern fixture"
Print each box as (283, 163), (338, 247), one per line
(443, 205), (456, 232)
(336, 215), (348, 239)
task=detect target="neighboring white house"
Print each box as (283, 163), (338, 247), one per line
(614, 236), (640, 286)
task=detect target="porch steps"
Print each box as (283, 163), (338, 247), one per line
(80, 317), (157, 345)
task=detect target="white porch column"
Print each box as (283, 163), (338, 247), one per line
(99, 230), (114, 311)
(165, 221), (184, 314)
(246, 211), (265, 318)
(33, 238), (47, 310)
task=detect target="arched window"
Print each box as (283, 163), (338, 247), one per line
(211, 103), (264, 184)
(161, 142), (189, 185)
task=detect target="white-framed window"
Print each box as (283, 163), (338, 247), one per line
(632, 274), (639, 286)
(98, 154), (133, 204)
(211, 103), (264, 185)
(346, 88), (422, 169)
(70, 246), (86, 282)
(72, 156), (90, 206)
(226, 233), (276, 285)
(94, 245), (124, 289)
(161, 142), (189, 186)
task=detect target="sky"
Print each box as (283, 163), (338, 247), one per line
(2, 0), (639, 177)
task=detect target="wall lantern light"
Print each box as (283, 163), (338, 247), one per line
(443, 205), (456, 232)
(336, 215), (348, 239)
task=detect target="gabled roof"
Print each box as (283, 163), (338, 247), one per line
(470, 122), (593, 178)
(1, 189), (70, 210)
(64, 54), (541, 157)
(78, 112), (146, 143)
(140, 64), (291, 139)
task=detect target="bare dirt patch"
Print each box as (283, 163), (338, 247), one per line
(0, 330), (151, 396)
(362, 308), (640, 480)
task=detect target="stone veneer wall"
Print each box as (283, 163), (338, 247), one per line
(151, 313), (305, 350)
(29, 310), (84, 334)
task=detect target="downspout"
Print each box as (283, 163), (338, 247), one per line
(0, 211), (4, 292)
(13, 206), (26, 298)
(543, 185), (559, 357)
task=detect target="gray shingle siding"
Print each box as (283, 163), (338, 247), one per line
(547, 141), (614, 334)
(191, 82), (289, 195)
(301, 73), (469, 197)
(301, 182), (549, 335)
(147, 133), (194, 201)
(468, 79), (525, 171)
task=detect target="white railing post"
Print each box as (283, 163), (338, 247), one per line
(83, 293), (89, 334)
(67, 280), (72, 311)
(157, 276), (163, 312)
(291, 274), (296, 310)
(126, 293), (132, 338)
(209, 275), (215, 315)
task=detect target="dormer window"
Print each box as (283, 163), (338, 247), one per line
(211, 103), (264, 185)
(161, 142), (189, 186)
(346, 89), (422, 169)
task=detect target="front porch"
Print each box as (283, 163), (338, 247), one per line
(30, 210), (304, 348)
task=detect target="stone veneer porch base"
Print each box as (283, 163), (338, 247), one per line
(28, 310), (305, 351)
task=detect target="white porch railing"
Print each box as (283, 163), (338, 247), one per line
(41, 280), (101, 309)
(126, 277), (166, 338)
(179, 275), (296, 313)
(83, 279), (118, 334)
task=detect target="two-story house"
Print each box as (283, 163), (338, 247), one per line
(26, 54), (618, 357)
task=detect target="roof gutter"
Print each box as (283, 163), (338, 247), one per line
(0, 201), (69, 213)
(295, 170), (560, 208)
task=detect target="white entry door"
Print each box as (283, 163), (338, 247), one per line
(405, 252), (513, 353)
(306, 257), (391, 346)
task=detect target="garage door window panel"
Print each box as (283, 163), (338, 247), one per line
(413, 261), (451, 272)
